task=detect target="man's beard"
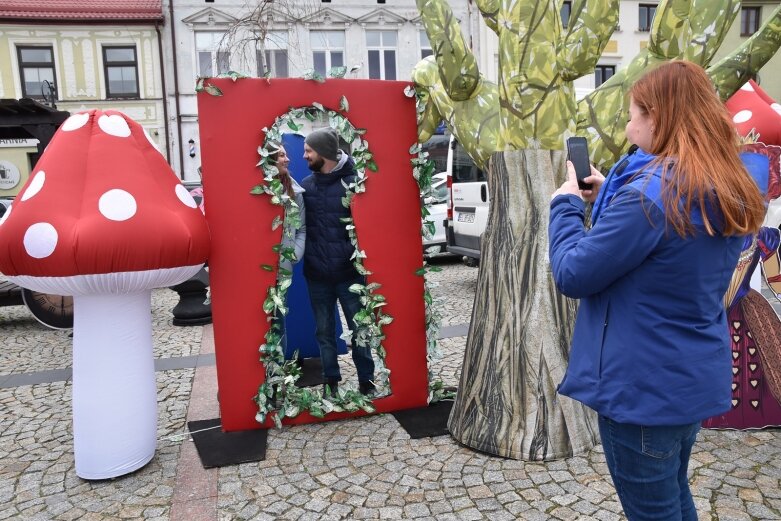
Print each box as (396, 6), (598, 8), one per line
(307, 156), (325, 172)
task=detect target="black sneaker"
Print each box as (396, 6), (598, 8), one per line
(322, 379), (339, 397)
(359, 381), (376, 396)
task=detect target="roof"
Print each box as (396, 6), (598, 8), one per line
(0, 1), (163, 23)
(0, 98), (70, 141)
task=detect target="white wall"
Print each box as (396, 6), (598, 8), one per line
(161, 0), (472, 182)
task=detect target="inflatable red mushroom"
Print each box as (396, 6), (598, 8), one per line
(727, 80), (781, 147)
(727, 80), (781, 224)
(0, 109), (209, 479)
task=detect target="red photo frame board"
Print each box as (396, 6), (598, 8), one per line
(197, 78), (429, 431)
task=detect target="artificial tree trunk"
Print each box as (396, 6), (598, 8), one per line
(448, 148), (598, 461)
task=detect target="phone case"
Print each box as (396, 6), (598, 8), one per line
(567, 137), (592, 190)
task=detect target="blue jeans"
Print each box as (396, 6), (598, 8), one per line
(306, 276), (374, 383)
(598, 415), (700, 521)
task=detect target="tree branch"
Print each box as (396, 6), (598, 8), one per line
(416, 0), (480, 102)
(557, 0), (619, 81)
(709, 3), (781, 100)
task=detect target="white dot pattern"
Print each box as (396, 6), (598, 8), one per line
(772, 103), (781, 116)
(0, 205), (11, 225)
(175, 184), (197, 209)
(98, 114), (131, 138)
(733, 110), (753, 124)
(99, 189), (137, 221)
(143, 129), (160, 151)
(62, 113), (89, 131)
(21, 171), (46, 201)
(740, 82), (755, 92)
(23, 222), (58, 259)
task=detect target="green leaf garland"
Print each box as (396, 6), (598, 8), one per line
(251, 96), (395, 427)
(409, 113), (449, 403)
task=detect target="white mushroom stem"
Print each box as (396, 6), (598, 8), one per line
(72, 290), (158, 479)
(9, 264), (203, 479)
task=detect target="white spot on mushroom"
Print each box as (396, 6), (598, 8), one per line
(98, 114), (131, 138)
(62, 113), (90, 131)
(143, 129), (160, 151)
(175, 184), (198, 209)
(740, 82), (755, 92)
(733, 110), (753, 124)
(0, 204), (11, 225)
(772, 103), (781, 116)
(21, 171), (46, 202)
(99, 189), (137, 221)
(24, 222), (58, 259)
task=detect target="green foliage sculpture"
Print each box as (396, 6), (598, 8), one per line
(414, 0), (781, 460)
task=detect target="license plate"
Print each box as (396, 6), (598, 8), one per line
(457, 213), (475, 223)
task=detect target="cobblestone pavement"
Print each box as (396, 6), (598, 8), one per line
(2, 259), (781, 520)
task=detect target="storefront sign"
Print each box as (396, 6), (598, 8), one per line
(0, 138), (39, 148)
(0, 160), (22, 189)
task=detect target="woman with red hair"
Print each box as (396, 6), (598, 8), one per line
(549, 61), (765, 520)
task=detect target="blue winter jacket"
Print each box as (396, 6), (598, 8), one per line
(548, 148), (747, 425)
(300, 153), (360, 283)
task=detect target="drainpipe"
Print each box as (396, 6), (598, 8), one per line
(168, 0), (185, 179)
(155, 22), (171, 164)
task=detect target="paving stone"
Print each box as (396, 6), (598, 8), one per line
(455, 507), (483, 520)
(403, 503), (431, 518)
(378, 506), (402, 519)
(3, 266), (781, 521)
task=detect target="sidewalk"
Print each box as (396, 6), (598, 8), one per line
(2, 261), (781, 520)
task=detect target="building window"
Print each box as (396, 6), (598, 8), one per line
(561, 1), (572, 29)
(310, 30), (344, 77)
(741, 7), (761, 36)
(420, 31), (433, 59)
(258, 31), (289, 78)
(595, 65), (616, 87)
(103, 46), (139, 98)
(638, 4), (657, 32)
(195, 32), (230, 77)
(366, 30), (397, 80)
(17, 46), (56, 99)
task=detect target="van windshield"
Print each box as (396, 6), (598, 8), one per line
(452, 142), (486, 183)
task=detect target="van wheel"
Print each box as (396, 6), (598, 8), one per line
(463, 257), (479, 268)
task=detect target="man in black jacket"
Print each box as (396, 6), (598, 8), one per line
(301, 127), (375, 397)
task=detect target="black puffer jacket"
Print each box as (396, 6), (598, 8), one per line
(300, 154), (360, 283)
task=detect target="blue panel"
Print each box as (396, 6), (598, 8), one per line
(281, 133), (348, 359)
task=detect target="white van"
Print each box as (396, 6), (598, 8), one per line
(420, 134), (451, 256)
(422, 173), (449, 254)
(445, 137), (488, 266)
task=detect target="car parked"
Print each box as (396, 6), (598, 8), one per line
(422, 172), (449, 255)
(446, 137), (487, 267)
(0, 197), (12, 219)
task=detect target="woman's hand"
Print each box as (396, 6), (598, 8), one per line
(551, 161), (582, 200)
(551, 162), (605, 202)
(580, 165), (605, 203)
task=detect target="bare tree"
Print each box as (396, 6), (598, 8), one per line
(212, 0), (320, 77)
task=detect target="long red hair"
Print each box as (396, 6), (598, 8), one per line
(629, 61), (764, 237)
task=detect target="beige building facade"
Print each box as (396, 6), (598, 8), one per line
(0, 5), (167, 195)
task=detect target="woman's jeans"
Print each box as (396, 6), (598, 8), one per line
(598, 415), (700, 521)
(306, 276), (375, 383)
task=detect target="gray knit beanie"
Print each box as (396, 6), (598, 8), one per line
(305, 127), (340, 161)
